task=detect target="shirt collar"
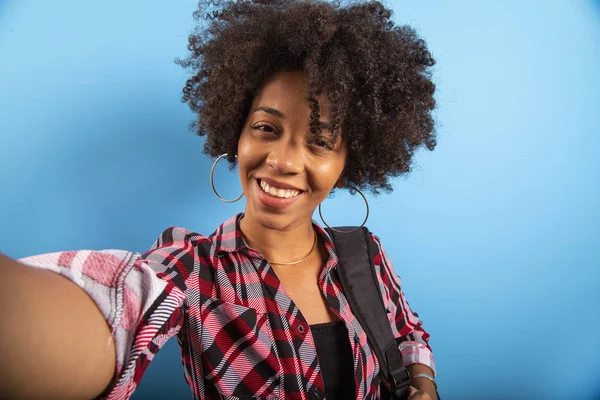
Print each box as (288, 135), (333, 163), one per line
(211, 213), (248, 254)
(213, 213), (339, 269)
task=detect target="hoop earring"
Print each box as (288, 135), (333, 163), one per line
(318, 186), (369, 233)
(210, 153), (244, 203)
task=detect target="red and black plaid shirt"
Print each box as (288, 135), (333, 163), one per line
(21, 213), (435, 399)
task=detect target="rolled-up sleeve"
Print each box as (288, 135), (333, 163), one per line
(370, 234), (436, 376)
(19, 230), (191, 399)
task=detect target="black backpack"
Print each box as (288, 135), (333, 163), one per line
(326, 226), (436, 400)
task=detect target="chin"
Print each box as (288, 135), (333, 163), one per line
(253, 211), (293, 231)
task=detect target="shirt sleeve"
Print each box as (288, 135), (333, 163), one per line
(370, 234), (436, 376)
(18, 226), (196, 399)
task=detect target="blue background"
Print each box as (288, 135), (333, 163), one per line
(1, 1), (599, 399)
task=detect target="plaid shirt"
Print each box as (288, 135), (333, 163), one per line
(20, 213), (434, 400)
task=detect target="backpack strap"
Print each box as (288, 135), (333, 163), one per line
(325, 226), (411, 400)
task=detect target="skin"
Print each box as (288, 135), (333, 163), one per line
(237, 70), (438, 400)
(0, 253), (116, 399)
(238, 70), (347, 326)
(238, 70), (347, 257)
(0, 70), (437, 400)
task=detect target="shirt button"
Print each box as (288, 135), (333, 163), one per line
(298, 323), (305, 334)
(354, 335), (360, 344)
(313, 387), (324, 399)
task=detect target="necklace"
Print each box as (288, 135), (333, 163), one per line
(267, 231), (318, 266)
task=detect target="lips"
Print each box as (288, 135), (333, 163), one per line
(254, 179), (303, 209)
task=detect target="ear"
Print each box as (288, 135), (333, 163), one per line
(334, 163), (349, 189)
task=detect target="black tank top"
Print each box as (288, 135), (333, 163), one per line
(310, 320), (356, 399)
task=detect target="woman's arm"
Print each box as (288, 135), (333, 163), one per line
(370, 235), (438, 399)
(1, 227), (197, 399)
(0, 253), (116, 399)
(409, 364), (438, 400)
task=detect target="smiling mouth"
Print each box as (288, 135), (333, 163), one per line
(257, 179), (302, 199)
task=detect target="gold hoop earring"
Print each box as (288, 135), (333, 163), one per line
(210, 153), (244, 203)
(318, 186), (369, 233)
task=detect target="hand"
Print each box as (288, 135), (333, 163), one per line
(407, 386), (433, 400)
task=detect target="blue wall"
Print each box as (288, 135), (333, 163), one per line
(1, 1), (599, 399)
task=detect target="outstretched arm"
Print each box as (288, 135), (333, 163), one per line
(0, 253), (116, 399)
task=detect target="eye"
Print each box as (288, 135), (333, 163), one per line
(308, 123), (338, 151)
(251, 123), (277, 134)
(309, 137), (335, 151)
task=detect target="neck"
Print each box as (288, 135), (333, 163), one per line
(239, 212), (316, 265)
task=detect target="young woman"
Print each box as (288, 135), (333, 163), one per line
(0, 0), (438, 399)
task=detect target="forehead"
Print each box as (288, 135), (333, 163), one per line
(252, 71), (332, 118)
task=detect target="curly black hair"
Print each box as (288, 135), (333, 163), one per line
(176, 0), (436, 193)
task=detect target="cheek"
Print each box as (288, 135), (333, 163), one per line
(237, 131), (249, 158)
(311, 156), (346, 192)
(236, 133), (260, 177)
(237, 131), (254, 163)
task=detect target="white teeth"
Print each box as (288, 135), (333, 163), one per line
(259, 180), (300, 199)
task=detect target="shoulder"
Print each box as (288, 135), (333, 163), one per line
(147, 226), (212, 251)
(367, 229), (385, 261)
(141, 214), (245, 273)
(318, 223), (387, 266)
(146, 214), (243, 255)
(367, 230), (396, 271)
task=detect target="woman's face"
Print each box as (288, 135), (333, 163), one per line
(237, 70), (348, 231)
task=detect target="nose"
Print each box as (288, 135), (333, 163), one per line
(266, 137), (304, 175)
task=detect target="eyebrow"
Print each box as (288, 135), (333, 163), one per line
(252, 106), (286, 119)
(252, 106), (333, 128)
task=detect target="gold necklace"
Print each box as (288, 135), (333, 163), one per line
(267, 231), (318, 266)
